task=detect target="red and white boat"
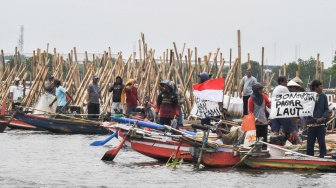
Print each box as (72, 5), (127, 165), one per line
(0, 115), (40, 131)
(103, 122), (241, 167)
(107, 124), (194, 162)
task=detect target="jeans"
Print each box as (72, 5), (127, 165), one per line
(306, 125), (326, 158)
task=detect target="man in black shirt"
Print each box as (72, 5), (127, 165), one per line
(109, 76), (124, 114)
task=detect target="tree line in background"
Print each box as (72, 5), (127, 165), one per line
(4, 52), (336, 89)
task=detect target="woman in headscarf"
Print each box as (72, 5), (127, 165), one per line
(248, 83), (271, 146)
(248, 83), (271, 124)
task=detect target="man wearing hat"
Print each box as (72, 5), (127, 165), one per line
(45, 75), (55, 95)
(9, 77), (26, 109)
(86, 75), (103, 119)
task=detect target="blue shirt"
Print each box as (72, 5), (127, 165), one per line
(56, 86), (67, 106)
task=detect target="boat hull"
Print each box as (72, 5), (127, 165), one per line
(243, 156), (336, 171)
(15, 112), (111, 134)
(118, 131), (194, 161)
(201, 151), (241, 167)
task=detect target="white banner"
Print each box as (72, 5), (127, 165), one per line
(190, 96), (221, 118)
(270, 92), (317, 118)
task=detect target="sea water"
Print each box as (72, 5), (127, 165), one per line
(0, 129), (335, 188)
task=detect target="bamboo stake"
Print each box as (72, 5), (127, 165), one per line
(261, 47), (264, 83)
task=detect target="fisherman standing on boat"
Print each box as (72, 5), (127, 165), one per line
(49, 79), (74, 113)
(155, 80), (179, 127)
(306, 80), (328, 158)
(9, 77), (26, 110)
(248, 83), (271, 145)
(121, 79), (139, 116)
(86, 75), (103, 119)
(45, 75), (55, 95)
(239, 68), (257, 116)
(108, 76), (124, 115)
(271, 76), (302, 144)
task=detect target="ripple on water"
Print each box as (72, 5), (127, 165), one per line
(1, 129), (336, 188)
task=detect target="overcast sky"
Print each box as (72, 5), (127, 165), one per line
(1, 0), (336, 67)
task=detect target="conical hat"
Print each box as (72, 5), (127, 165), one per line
(291, 76), (303, 84)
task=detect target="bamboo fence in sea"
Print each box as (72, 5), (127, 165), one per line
(0, 30), (327, 118)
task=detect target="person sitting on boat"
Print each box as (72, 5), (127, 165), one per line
(248, 83), (271, 145)
(9, 77), (26, 110)
(155, 80), (179, 127)
(121, 78), (139, 116)
(86, 75), (103, 119)
(306, 80), (328, 158)
(108, 76), (124, 115)
(49, 79), (74, 113)
(271, 76), (302, 145)
(45, 75), (55, 95)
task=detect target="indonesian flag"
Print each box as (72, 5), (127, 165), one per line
(191, 78), (225, 118)
(193, 78), (225, 102)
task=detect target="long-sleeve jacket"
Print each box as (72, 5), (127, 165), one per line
(307, 93), (329, 124)
(155, 90), (179, 118)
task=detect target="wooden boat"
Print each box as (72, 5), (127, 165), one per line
(105, 121), (242, 167)
(105, 123), (194, 162)
(0, 116), (41, 131)
(241, 140), (336, 171)
(14, 112), (112, 134)
(178, 128), (242, 168)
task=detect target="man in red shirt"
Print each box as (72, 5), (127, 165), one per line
(122, 79), (139, 116)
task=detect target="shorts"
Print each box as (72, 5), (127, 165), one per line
(271, 118), (295, 133)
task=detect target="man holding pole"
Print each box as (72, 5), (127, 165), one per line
(49, 79), (73, 113)
(239, 68), (257, 116)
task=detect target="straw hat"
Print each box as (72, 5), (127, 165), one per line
(287, 80), (300, 87)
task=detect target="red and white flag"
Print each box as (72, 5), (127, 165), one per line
(193, 78), (225, 102)
(190, 78), (225, 118)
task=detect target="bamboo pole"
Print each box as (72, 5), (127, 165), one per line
(316, 53), (320, 80)
(261, 47), (264, 83)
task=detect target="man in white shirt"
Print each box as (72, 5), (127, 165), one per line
(239, 68), (257, 116)
(9, 77), (26, 109)
(271, 76), (302, 144)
